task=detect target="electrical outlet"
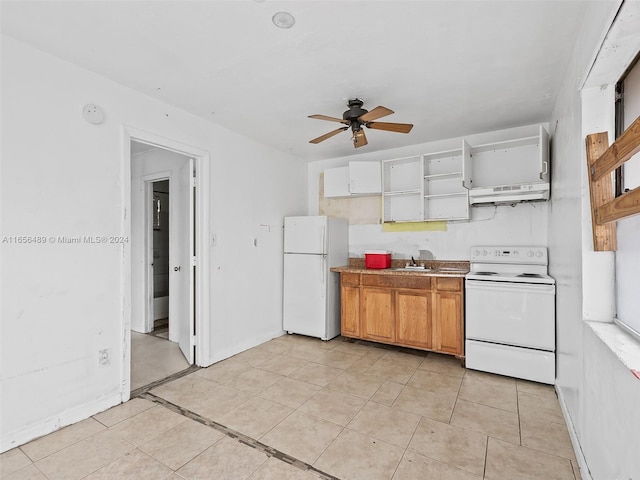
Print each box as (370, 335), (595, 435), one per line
(98, 348), (111, 367)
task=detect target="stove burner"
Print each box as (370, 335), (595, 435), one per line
(517, 273), (543, 278)
(475, 271), (498, 275)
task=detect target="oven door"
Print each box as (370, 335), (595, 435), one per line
(465, 280), (555, 351)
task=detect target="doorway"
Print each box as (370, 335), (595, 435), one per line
(151, 179), (170, 339)
(131, 144), (194, 390)
(123, 129), (210, 400)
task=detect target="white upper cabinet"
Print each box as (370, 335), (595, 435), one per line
(464, 125), (550, 205)
(348, 161), (382, 195)
(423, 148), (469, 221)
(323, 161), (381, 198)
(382, 151), (469, 223)
(332, 124), (550, 221)
(323, 166), (350, 197)
(382, 156), (423, 222)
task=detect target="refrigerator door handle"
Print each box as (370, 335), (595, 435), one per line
(322, 225), (326, 253)
(321, 256), (326, 298)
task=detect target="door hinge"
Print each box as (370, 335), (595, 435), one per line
(191, 256), (197, 266)
(191, 176), (196, 188)
(191, 335), (196, 346)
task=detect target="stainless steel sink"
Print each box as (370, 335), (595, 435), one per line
(391, 267), (434, 272)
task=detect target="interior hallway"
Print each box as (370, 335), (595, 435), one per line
(1, 334), (579, 480)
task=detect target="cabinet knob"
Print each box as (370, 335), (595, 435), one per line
(174, 266), (181, 272)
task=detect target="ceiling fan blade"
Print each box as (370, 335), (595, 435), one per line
(308, 114), (349, 124)
(309, 126), (348, 144)
(358, 106), (394, 122)
(353, 129), (368, 148)
(367, 122), (414, 134)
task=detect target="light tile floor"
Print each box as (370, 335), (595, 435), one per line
(131, 331), (190, 390)
(1, 334), (581, 480)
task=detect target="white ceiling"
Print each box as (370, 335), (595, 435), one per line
(1, 1), (591, 161)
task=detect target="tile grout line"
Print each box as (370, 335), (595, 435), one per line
(130, 364), (201, 398)
(140, 392), (341, 480)
(447, 367), (465, 425)
(483, 436), (490, 479)
(516, 381), (523, 447)
(396, 405), (425, 476)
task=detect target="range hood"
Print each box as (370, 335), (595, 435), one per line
(468, 182), (550, 205)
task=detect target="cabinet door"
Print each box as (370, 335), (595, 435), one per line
(349, 161), (381, 194)
(462, 140), (472, 189)
(341, 285), (360, 337)
(324, 166), (350, 198)
(361, 287), (395, 342)
(395, 289), (432, 349)
(433, 291), (463, 355)
(538, 124), (550, 181)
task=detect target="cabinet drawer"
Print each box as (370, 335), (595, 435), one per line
(435, 277), (462, 291)
(341, 272), (360, 286)
(362, 274), (432, 290)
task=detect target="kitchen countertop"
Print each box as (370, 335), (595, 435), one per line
(331, 259), (470, 277)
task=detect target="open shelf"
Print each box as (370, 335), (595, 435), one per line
(424, 171), (462, 180)
(424, 193), (469, 220)
(385, 189), (422, 196)
(383, 149), (468, 222)
(424, 192), (468, 199)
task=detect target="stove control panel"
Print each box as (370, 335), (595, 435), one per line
(470, 246), (547, 264)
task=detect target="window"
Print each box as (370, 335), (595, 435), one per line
(614, 54), (640, 338)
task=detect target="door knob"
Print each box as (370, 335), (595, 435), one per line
(174, 266), (181, 272)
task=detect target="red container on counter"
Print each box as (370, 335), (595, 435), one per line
(365, 250), (391, 269)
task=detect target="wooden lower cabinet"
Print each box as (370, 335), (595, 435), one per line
(341, 285), (360, 337)
(340, 273), (463, 357)
(361, 287), (395, 342)
(395, 289), (432, 349)
(433, 291), (462, 354)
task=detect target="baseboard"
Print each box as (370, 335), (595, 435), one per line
(555, 386), (592, 480)
(0, 392), (123, 453)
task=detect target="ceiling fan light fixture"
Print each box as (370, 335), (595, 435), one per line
(308, 99), (412, 148)
(272, 12), (295, 29)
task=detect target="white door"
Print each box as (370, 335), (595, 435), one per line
(284, 216), (327, 254)
(169, 158), (195, 364)
(283, 253), (326, 338)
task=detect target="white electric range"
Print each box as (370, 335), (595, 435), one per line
(465, 246), (556, 384)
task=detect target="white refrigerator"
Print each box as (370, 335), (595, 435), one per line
(283, 216), (349, 340)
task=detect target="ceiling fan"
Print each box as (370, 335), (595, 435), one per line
(308, 98), (413, 148)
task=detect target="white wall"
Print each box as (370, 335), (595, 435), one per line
(546, 17), (588, 439)
(308, 124), (549, 259)
(580, 325), (640, 479)
(548, 1), (640, 478)
(0, 35), (306, 452)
